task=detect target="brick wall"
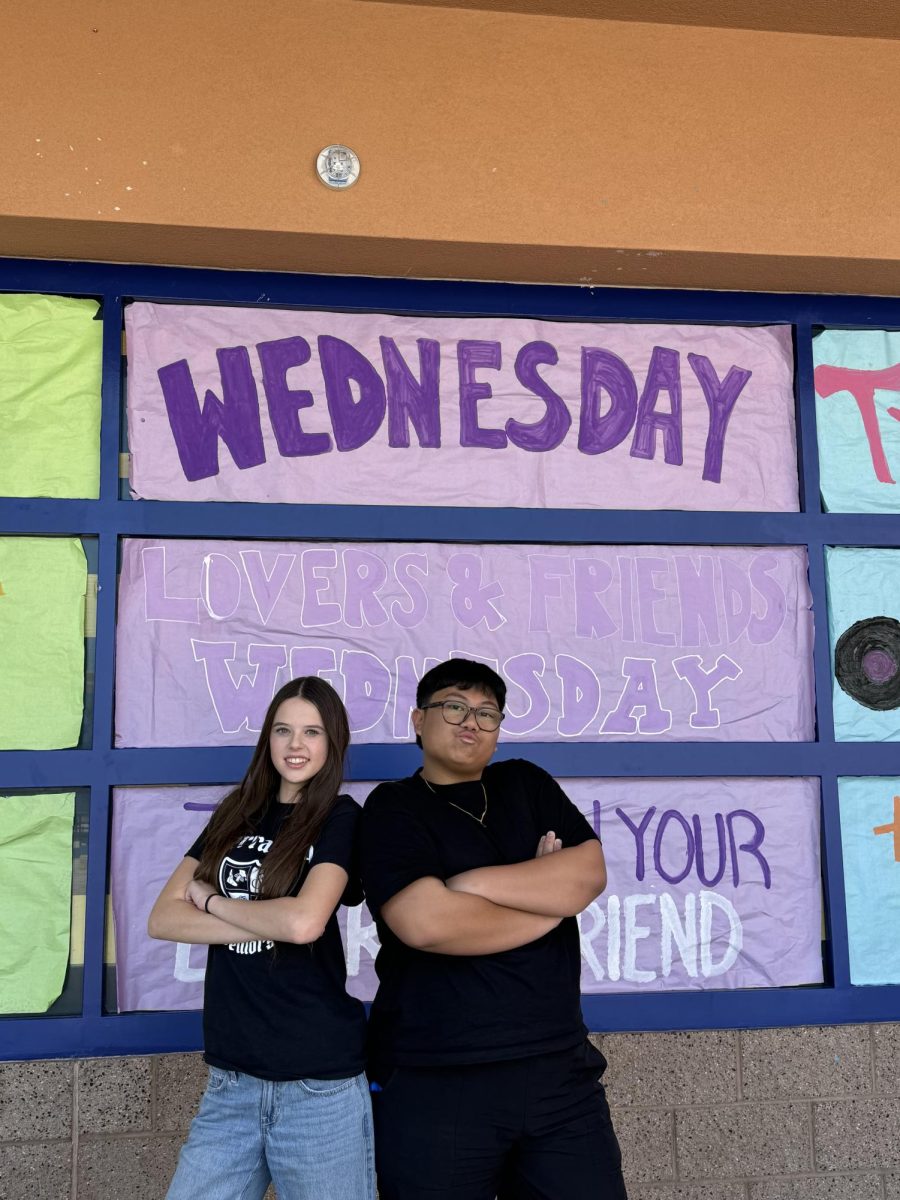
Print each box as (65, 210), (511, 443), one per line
(3, 1025), (900, 1199)
(593, 1025), (900, 1199)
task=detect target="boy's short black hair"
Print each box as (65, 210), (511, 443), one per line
(416, 659), (506, 712)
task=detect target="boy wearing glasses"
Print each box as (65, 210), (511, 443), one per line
(360, 658), (626, 1200)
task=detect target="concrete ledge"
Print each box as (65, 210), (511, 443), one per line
(3, 216), (900, 296)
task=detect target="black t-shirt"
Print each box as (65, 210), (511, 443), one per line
(360, 758), (598, 1070)
(187, 793), (366, 1081)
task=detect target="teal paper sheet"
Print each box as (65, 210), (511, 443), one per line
(839, 777), (900, 985)
(814, 329), (900, 513)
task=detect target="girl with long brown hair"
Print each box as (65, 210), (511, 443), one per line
(149, 676), (373, 1200)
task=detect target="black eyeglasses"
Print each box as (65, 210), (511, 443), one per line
(419, 700), (505, 732)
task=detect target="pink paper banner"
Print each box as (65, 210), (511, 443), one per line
(111, 777), (822, 1011)
(125, 304), (799, 512)
(110, 786), (226, 1012)
(115, 538), (814, 747)
(340, 778), (822, 998)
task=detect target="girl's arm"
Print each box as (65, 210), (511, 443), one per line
(147, 858), (261, 945)
(185, 862), (350, 945)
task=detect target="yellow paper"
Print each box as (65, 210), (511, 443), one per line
(0, 538), (86, 749)
(0, 794), (75, 1014)
(0, 294), (102, 498)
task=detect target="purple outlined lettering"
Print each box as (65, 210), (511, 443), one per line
(158, 347), (266, 482)
(630, 345), (683, 466)
(257, 335), (331, 457)
(381, 336), (442, 449)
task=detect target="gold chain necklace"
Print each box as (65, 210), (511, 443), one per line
(421, 774), (488, 826)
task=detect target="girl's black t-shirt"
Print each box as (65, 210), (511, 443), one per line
(360, 759), (598, 1072)
(186, 793), (366, 1081)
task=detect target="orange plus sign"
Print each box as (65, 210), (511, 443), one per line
(873, 796), (900, 862)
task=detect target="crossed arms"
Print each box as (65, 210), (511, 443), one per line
(148, 824), (608, 957)
(381, 834), (607, 957)
(147, 856), (349, 947)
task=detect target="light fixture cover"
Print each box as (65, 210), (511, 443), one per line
(316, 145), (361, 189)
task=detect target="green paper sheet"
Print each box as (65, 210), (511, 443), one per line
(0, 294), (102, 498)
(0, 793), (75, 1014)
(0, 538), (86, 749)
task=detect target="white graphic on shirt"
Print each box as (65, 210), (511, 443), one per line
(222, 856), (262, 899)
(218, 852), (274, 955)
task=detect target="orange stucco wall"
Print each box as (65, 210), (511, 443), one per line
(2, 0), (899, 293)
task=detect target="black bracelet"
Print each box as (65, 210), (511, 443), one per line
(204, 893), (215, 914)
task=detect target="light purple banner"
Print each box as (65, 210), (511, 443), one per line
(341, 778), (822, 998)
(111, 777), (822, 1011)
(110, 786), (227, 1012)
(570, 777), (822, 994)
(115, 539), (814, 747)
(125, 304), (799, 512)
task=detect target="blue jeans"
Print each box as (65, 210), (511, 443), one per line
(167, 1067), (375, 1200)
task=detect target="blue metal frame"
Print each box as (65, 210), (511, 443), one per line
(2, 256), (899, 1061)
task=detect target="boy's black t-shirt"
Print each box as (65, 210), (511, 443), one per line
(360, 758), (598, 1071)
(186, 793), (366, 1081)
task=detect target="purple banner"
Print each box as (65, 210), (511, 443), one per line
(110, 786), (227, 1012)
(115, 539), (814, 748)
(125, 304), (799, 512)
(570, 777), (822, 993)
(340, 778), (822, 999)
(111, 777), (822, 1011)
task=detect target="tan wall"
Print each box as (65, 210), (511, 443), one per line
(2, 0), (899, 294)
(4, 1027), (900, 1198)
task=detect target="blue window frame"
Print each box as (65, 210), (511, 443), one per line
(1, 256), (899, 1060)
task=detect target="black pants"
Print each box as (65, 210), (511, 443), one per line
(372, 1041), (627, 1200)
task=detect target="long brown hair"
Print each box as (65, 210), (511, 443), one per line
(195, 676), (350, 898)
